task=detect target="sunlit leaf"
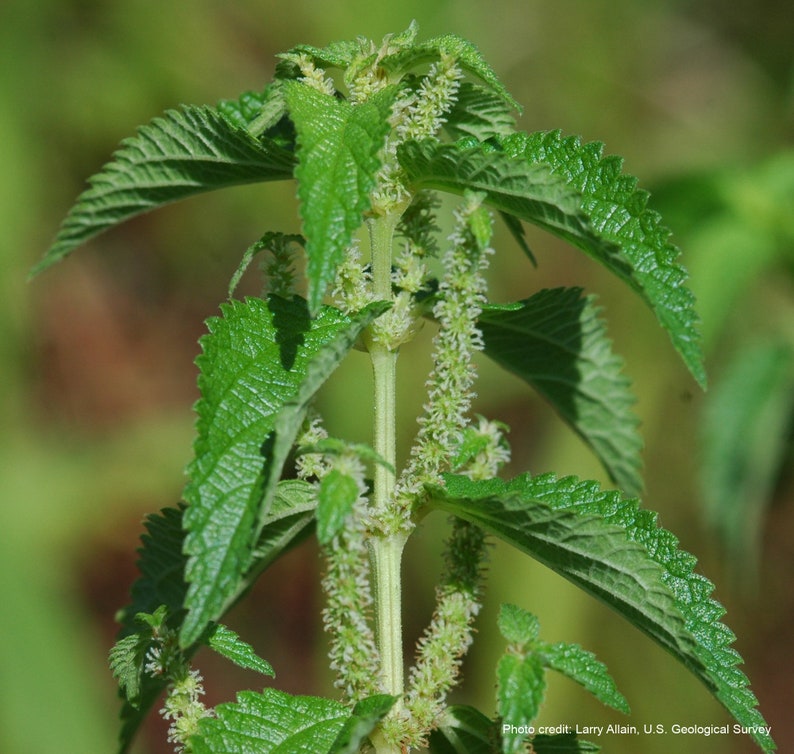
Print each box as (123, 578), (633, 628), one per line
(33, 106), (295, 275)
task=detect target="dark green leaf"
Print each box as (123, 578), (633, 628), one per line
(428, 473), (776, 753)
(531, 733), (600, 753)
(429, 705), (499, 754)
(479, 288), (643, 496)
(500, 131), (706, 387)
(316, 469), (359, 544)
(118, 505), (187, 636)
(398, 140), (606, 258)
(181, 296), (374, 647)
(497, 653), (545, 754)
(191, 689), (349, 754)
(328, 695), (398, 754)
(284, 82), (394, 311)
(205, 623), (274, 677)
(32, 106), (295, 275)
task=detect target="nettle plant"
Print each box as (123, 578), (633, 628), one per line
(35, 23), (775, 754)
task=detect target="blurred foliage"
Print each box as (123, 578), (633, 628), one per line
(2, 1), (791, 753)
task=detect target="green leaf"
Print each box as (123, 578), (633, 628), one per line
(205, 623), (274, 677)
(118, 505), (188, 636)
(701, 341), (794, 577)
(328, 695), (398, 754)
(497, 603), (540, 645)
(539, 641), (629, 714)
(181, 296), (374, 647)
(398, 140), (606, 258)
(380, 33), (519, 110)
(108, 633), (148, 707)
(316, 469), (359, 545)
(114, 481), (316, 754)
(500, 131), (706, 388)
(32, 106), (295, 275)
(191, 689), (350, 754)
(531, 733), (600, 753)
(479, 288), (643, 496)
(284, 82), (394, 311)
(428, 473), (776, 753)
(428, 705), (499, 754)
(443, 82), (517, 142)
(497, 653), (546, 754)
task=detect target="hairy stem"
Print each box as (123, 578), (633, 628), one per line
(367, 214), (407, 754)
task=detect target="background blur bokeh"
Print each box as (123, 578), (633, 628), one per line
(1, 1), (792, 753)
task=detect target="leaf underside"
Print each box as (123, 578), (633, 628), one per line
(500, 130), (706, 387)
(479, 288), (643, 496)
(32, 105), (295, 275)
(428, 473), (775, 753)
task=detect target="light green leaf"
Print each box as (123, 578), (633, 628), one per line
(317, 469), (359, 545)
(539, 641), (629, 714)
(380, 33), (519, 110)
(284, 82), (394, 311)
(32, 106), (295, 275)
(497, 653), (545, 754)
(398, 141), (609, 261)
(328, 695), (398, 754)
(108, 633), (148, 707)
(701, 341), (794, 579)
(497, 603), (540, 645)
(479, 288), (643, 496)
(443, 82), (516, 142)
(216, 81), (290, 139)
(428, 473), (776, 753)
(205, 623), (274, 677)
(500, 131), (706, 388)
(181, 296), (374, 647)
(191, 689), (349, 754)
(428, 705), (498, 754)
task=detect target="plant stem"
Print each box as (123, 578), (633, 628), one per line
(367, 214), (406, 753)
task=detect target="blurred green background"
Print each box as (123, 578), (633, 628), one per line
(2, 1), (792, 753)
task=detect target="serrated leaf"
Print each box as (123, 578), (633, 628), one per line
(32, 106), (295, 275)
(497, 603), (540, 645)
(398, 141), (611, 261)
(428, 473), (776, 753)
(283, 40), (359, 70)
(191, 689), (349, 754)
(328, 694), (398, 754)
(181, 296), (375, 647)
(479, 288), (643, 496)
(316, 469), (359, 545)
(118, 506), (188, 636)
(284, 82), (394, 311)
(217, 81), (292, 140)
(443, 82), (517, 142)
(497, 653), (546, 754)
(108, 633), (149, 706)
(114, 481), (316, 754)
(380, 33), (519, 110)
(205, 623), (274, 677)
(500, 131), (706, 388)
(701, 341), (794, 578)
(539, 641), (629, 714)
(429, 705), (499, 754)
